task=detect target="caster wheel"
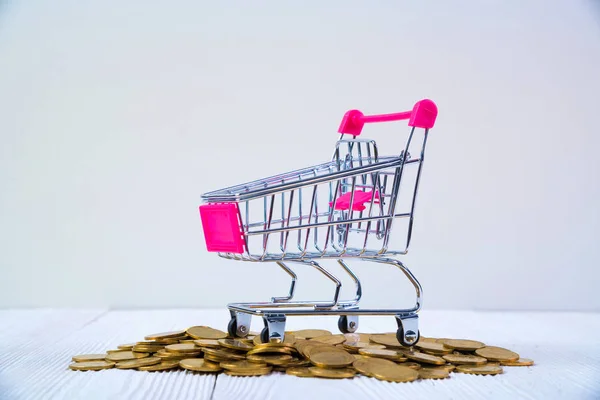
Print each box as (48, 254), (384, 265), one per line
(260, 327), (270, 343)
(396, 326), (420, 347)
(337, 315), (358, 334)
(338, 316), (350, 334)
(227, 318), (238, 338)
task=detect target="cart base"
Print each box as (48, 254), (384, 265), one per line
(227, 303), (420, 347)
(225, 257), (422, 347)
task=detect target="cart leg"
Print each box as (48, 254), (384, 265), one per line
(304, 260), (342, 309)
(395, 313), (420, 346)
(367, 257), (422, 313)
(337, 259), (362, 305)
(271, 262), (297, 303)
(261, 314), (287, 343)
(228, 310), (252, 338)
(365, 257), (421, 345)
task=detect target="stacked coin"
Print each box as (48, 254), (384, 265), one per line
(69, 326), (534, 381)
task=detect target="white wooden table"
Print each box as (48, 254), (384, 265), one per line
(1, 309), (599, 400)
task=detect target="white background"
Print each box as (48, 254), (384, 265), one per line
(1, 0), (599, 311)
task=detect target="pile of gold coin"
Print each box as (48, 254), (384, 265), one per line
(69, 326), (534, 381)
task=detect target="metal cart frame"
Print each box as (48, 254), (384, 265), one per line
(199, 99), (438, 346)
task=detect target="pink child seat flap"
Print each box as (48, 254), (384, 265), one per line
(199, 203), (245, 253)
(329, 190), (380, 212)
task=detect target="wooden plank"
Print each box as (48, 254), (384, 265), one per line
(212, 310), (600, 400)
(0, 309), (220, 400)
(1, 309), (599, 399)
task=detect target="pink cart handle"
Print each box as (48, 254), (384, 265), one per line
(337, 99), (438, 136)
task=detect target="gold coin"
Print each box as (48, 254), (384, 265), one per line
(415, 342), (452, 355)
(133, 345), (164, 353)
(501, 358), (534, 366)
(443, 354), (487, 365)
(138, 360), (181, 371)
(404, 351), (446, 365)
(456, 364), (503, 375)
(72, 354), (108, 362)
(372, 364), (419, 383)
(352, 357), (397, 377)
(269, 357), (300, 367)
(105, 349), (124, 353)
(286, 367), (313, 377)
(132, 343), (164, 349)
(441, 339), (485, 351)
(343, 333), (373, 343)
(246, 354), (293, 365)
(69, 361), (115, 371)
(224, 367), (272, 376)
(291, 329), (331, 339)
(186, 326), (228, 340)
(252, 342), (297, 354)
(202, 347), (246, 360)
(419, 367), (450, 379)
(247, 346), (292, 356)
(417, 337), (438, 343)
(310, 334), (346, 345)
(194, 339), (221, 348)
(155, 349), (179, 356)
(204, 354), (228, 363)
(299, 343), (332, 358)
(369, 333), (404, 348)
(180, 358), (222, 372)
(253, 333), (296, 346)
(358, 348), (407, 362)
(310, 349), (355, 368)
(309, 367), (356, 379)
(402, 362), (422, 370)
(437, 364), (456, 372)
(219, 360), (268, 371)
(293, 339), (312, 351)
(165, 343), (200, 354)
(343, 342), (386, 352)
(253, 340), (294, 349)
(153, 338), (187, 345)
(286, 359), (312, 368)
(105, 351), (149, 362)
(306, 343), (343, 354)
(136, 341), (163, 345)
(144, 330), (187, 340)
(155, 349), (191, 360)
(117, 343), (136, 350)
(116, 357), (161, 369)
(218, 338), (254, 352)
(475, 346), (519, 362)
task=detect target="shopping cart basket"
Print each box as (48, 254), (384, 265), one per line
(199, 98), (438, 346)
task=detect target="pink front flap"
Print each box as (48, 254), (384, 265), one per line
(199, 202), (245, 253)
(330, 190), (380, 212)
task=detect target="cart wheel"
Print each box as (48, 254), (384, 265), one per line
(227, 317), (238, 338)
(337, 315), (358, 334)
(396, 326), (420, 347)
(260, 327), (270, 343)
(338, 316), (350, 334)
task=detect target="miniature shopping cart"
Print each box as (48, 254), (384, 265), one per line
(199, 99), (438, 346)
